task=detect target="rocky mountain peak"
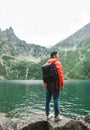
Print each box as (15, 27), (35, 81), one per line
(4, 26), (14, 35)
(3, 27), (20, 42)
(52, 22), (90, 49)
(8, 27), (14, 33)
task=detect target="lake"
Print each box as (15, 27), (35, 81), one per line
(0, 80), (90, 118)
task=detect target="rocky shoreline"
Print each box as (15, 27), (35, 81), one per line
(0, 113), (90, 130)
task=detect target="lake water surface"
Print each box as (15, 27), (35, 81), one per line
(0, 80), (90, 118)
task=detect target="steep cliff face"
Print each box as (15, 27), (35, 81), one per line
(0, 27), (47, 57)
(52, 23), (90, 50)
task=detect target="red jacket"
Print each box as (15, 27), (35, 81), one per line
(43, 58), (64, 89)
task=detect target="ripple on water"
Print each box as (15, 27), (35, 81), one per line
(0, 80), (90, 118)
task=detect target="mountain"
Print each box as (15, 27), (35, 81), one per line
(0, 24), (90, 80)
(52, 23), (90, 79)
(0, 27), (48, 79)
(53, 23), (90, 50)
(0, 27), (47, 58)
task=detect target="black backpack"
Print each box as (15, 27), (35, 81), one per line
(42, 62), (58, 83)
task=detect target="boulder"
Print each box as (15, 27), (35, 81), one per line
(20, 121), (50, 130)
(13, 115), (71, 130)
(58, 120), (89, 130)
(11, 116), (51, 130)
(48, 116), (71, 129)
(0, 115), (16, 130)
(84, 114), (90, 123)
(0, 113), (90, 130)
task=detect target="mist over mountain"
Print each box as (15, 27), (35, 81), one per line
(0, 23), (90, 80)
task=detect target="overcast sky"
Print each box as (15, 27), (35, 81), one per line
(0, 0), (90, 47)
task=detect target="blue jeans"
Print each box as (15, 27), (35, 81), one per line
(46, 86), (60, 117)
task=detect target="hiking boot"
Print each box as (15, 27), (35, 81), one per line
(47, 113), (53, 120)
(54, 115), (62, 122)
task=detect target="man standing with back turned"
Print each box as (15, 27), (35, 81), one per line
(43, 51), (64, 121)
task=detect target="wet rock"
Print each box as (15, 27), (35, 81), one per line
(0, 115), (16, 130)
(58, 120), (89, 130)
(84, 114), (90, 123)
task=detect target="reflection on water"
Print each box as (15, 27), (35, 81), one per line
(0, 80), (90, 118)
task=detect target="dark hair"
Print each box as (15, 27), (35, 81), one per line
(50, 51), (57, 58)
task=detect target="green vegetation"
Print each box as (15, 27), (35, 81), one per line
(0, 45), (90, 80)
(0, 56), (47, 80)
(59, 48), (90, 79)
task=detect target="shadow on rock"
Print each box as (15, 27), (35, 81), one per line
(58, 120), (89, 130)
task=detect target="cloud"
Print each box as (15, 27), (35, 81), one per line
(0, 0), (90, 47)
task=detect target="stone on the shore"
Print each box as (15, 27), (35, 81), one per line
(11, 115), (51, 130)
(58, 120), (89, 130)
(11, 115), (90, 130)
(48, 116), (71, 129)
(0, 113), (90, 130)
(21, 121), (51, 130)
(0, 115), (16, 130)
(11, 114), (70, 130)
(84, 114), (90, 124)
